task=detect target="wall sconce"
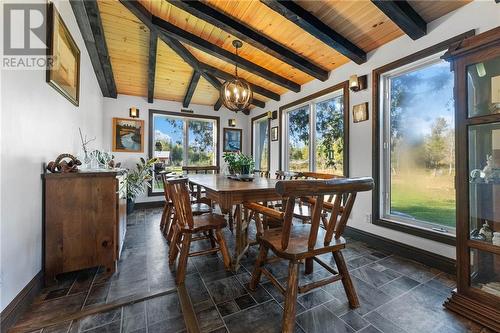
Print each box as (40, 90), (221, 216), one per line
(267, 110), (278, 120)
(129, 107), (140, 118)
(349, 74), (367, 92)
(228, 119), (236, 127)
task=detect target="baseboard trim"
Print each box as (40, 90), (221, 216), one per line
(0, 271), (43, 332)
(345, 226), (456, 275)
(134, 201), (164, 209)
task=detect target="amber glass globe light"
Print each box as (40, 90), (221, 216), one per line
(221, 40), (253, 112)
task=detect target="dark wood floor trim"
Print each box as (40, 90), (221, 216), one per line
(344, 226), (456, 275)
(8, 288), (177, 333)
(1, 271), (44, 333)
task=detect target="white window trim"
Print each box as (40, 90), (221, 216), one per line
(378, 51), (456, 234)
(282, 89), (344, 172)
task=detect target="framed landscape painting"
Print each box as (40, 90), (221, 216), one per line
(46, 2), (80, 106)
(112, 118), (144, 153)
(223, 128), (242, 152)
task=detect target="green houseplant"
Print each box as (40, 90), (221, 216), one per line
(223, 152), (255, 175)
(124, 157), (158, 213)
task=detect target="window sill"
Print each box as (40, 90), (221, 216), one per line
(373, 218), (456, 246)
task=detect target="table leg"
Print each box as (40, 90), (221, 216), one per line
(232, 204), (250, 271)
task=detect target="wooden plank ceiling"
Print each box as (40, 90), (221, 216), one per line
(96, 0), (470, 110)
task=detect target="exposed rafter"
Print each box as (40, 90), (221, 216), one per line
(214, 98), (223, 112)
(371, 0), (427, 40)
(167, 0), (328, 81)
(183, 71), (200, 108)
(119, 0), (265, 113)
(200, 63), (280, 101)
(151, 16), (301, 92)
(148, 30), (158, 103)
(70, 0), (117, 98)
(260, 0), (366, 65)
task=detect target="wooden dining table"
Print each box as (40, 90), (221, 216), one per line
(187, 174), (282, 270)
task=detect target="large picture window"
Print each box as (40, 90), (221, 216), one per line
(149, 110), (219, 194)
(376, 52), (456, 237)
(251, 114), (270, 172)
(282, 83), (348, 176)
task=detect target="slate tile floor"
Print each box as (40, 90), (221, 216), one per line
(16, 208), (492, 333)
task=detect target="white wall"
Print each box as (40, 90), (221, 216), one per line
(0, 0), (105, 311)
(102, 95), (251, 202)
(256, 1), (500, 259)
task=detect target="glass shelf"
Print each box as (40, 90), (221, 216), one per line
(467, 56), (500, 118)
(470, 248), (500, 297)
(468, 122), (500, 245)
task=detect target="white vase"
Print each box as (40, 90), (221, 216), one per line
(492, 232), (500, 246)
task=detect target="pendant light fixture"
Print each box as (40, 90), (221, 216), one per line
(220, 40), (253, 112)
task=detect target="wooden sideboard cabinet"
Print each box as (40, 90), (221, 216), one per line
(42, 170), (127, 285)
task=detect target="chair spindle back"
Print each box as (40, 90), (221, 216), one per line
(276, 177), (374, 251)
(166, 178), (194, 229)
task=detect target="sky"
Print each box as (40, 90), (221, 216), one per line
(154, 116), (184, 146)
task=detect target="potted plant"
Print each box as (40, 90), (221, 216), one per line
(238, 153), (255, 175)
(223, 152), (240, 175)
(123, 157), (158, 214)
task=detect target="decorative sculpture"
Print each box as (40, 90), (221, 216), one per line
(46, 154), (82, 173)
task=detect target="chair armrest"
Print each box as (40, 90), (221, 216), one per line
(243, 202), (284, 221)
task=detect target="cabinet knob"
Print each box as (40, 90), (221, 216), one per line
(102, 240), (110, 247)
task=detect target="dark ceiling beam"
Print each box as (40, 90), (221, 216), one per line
(167, 0), (328, 81)
(151, 15), (301, 92)
(200, 63), (280, 101)
(260, 0), (366, 65)
(213, 98), (223, 112)
(371, 0), (427, 40)
(119, 0), (262, 113)
(148, 30), (158, 103)
(183, 71), (200, 108)
(70, 0), (117, 98)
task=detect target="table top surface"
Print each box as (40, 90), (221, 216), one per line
(187, 174), (280, 193)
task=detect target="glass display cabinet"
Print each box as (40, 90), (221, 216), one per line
(442, 27), (500, 332)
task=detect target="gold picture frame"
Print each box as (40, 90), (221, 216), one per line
(46, 2), (80, 106)
(353, 102), (369, 123)
(112, 118), (145, 153)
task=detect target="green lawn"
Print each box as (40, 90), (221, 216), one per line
(391, 170), (456, 227)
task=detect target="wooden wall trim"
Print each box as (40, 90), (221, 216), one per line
(0, 271), (44, 333)
(345, 226), (456, 275)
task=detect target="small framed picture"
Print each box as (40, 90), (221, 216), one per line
(46, 2), (80, 106)
(353, 102), (369, 123)
(271, 126), (279, 141)
(223, 128), (242, 152)
(112, 118), (144, 152)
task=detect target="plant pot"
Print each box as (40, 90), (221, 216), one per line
(240, 164), (251, 176)
(127, 198), (135, 214)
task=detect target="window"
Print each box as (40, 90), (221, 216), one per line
(282, 85), (347, 176)
(377, 52), (456, 235)
(252, 115), (269, 172)
(150, 110), (218, 194)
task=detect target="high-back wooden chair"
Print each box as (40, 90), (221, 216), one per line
(166, 178), (231, 284)
(248, 177), (374, 333)
(254, 170), (270, 178)
(182, 165), (219, 205)
(161, 173), (211, 243)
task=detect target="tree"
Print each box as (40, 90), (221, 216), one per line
(425, 117), (448, 172)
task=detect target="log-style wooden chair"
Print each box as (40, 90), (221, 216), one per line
(182, 165), (219, 206)
(248, 177), (374, 333)
(254, 170), (270, 178)
(294, 172), (342, 226)
(160, 173), (211, 243)
(166, 178), (231, 284)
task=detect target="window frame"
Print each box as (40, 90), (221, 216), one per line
(148, 109), (220, 197)
(372, 31), (475, 246)
(279, 81), (349, 176)
(251, 112), (271, 172)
